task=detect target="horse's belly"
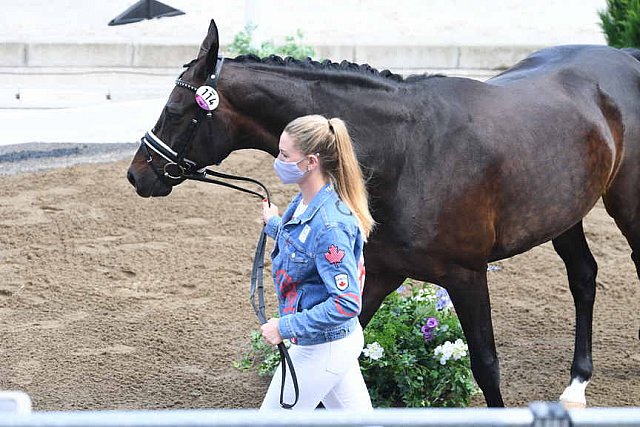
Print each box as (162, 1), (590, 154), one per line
(491, 172), (609, 260)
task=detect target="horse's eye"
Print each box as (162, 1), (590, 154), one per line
(166, 102), (188, 116)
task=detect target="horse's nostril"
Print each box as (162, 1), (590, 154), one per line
(127, 170), (136, 187)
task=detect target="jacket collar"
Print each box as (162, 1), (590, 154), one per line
(283, 182), (335, 225)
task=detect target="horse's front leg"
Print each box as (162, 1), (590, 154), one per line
(443, 265), (504, 407)
(552, 222), (596, 408)
(359, 268), (406, 327)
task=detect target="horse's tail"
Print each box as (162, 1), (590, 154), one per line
(616, 48), (640, 341)
(621, 47), (640, 62)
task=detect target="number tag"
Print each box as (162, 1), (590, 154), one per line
(195, 85), (219, 111)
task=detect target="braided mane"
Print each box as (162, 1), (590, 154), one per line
(229, 54), (443, 83)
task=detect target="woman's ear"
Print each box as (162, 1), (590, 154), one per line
(308, 154), (320, 171)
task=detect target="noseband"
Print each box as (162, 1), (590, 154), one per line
(138, 56), (298, 409)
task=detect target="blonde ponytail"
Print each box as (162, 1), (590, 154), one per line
(327, 118), (375, 239)
(284, 115), (375, 239)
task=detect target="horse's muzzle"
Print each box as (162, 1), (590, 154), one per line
(126, 161), (173, 198)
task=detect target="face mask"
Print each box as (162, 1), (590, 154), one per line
(273, 157), (308, 184)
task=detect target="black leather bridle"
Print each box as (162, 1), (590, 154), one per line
(141, 58), (271, 200)
(138, 56), (299, 409)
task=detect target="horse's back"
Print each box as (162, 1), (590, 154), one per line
(388, 46), (635, 266)
(488, 45), (640, 87)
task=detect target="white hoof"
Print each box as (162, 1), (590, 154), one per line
(559, 378), (589, 408)
(560, 398), (587, 409)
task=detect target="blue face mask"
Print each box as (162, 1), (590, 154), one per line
(273, 157), (308, 184)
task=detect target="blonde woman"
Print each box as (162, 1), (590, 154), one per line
(259, 115), (375, 411)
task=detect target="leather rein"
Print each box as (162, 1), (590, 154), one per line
(139, 56), (299, 409)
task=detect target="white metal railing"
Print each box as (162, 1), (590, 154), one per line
(1, 393), (639, 427)
(0, 392), (31, 416)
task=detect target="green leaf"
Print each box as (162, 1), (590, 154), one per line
(225, 26), (315, 60)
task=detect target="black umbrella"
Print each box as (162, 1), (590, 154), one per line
(108, 0), (185, 26)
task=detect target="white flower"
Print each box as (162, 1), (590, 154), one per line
(434, 339), (468, 365)
(362, 342), (385, 360)
(434, 341), (453, 365)
(450, 338), (468, 361)
(412, 287), (437, 302)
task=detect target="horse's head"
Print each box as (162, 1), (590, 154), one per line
(127, 20), (235, 197)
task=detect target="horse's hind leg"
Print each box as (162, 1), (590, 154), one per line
(551, 221), (597, 408)
(603, 182), (640, 336)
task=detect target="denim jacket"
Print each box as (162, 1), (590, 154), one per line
(265, 183), (365, 346)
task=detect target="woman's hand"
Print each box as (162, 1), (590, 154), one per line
(261, 318), (283, 345)
(262, 199), (279, 224)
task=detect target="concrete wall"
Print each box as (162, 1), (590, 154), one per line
(1, 42), (544, 70)
(0, 43), (28, 67)
(0, 0), (607, 69)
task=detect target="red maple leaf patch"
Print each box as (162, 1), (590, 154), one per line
(324, 245), (345, 266)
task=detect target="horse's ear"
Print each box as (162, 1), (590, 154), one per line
(197, 19), (220, 78)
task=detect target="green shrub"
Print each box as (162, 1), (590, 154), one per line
(225, 25), (315, 60)
(599, 0), (640, 48)
(235, 281), (479, 407)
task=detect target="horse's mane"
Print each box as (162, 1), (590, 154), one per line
(229, 54), (444, 83)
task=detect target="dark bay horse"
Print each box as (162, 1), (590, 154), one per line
(127, 20), (640, 407)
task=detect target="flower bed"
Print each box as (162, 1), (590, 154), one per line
(360, 281), (478, 407)
(236, 281), (479, 407)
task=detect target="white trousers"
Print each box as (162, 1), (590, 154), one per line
(260, 322), (373, 411)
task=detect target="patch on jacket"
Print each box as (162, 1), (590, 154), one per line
(299, 224), (311, 243)
(324, 244), (345, 266)
(334, 273), (349, 291)
(358, 256), (366, 291)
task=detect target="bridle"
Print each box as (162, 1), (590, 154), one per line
(140, 57), (271, 201)
(138, 56), (299, 409)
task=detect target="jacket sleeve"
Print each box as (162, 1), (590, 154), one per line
(278, 225), (362, 340)
(264, 215), (282, 239)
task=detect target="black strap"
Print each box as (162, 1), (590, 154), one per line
(250, 228), (299, 409)
(188, 167), (298, 408)
(250, 230), (268, 324)
(146, 54), (298, 407)
(186, 168), (271, 202)
(278, 342), (299, 409)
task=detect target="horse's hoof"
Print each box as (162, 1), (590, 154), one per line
(560, 399), (587, 409)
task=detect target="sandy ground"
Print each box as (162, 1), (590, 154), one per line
(0, 150), (638, 410)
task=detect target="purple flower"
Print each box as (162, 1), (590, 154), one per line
(435, 287), (452, 310)
(421, 317), (439, 342)
(425, 317), (439, 329)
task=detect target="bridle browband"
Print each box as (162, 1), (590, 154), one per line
(138, 56), (299, 409)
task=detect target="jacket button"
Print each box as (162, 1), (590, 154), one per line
(291, 253), (295, 259)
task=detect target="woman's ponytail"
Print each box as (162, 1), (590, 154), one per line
(284, 115), (375, 239)
(327, 118), (375, 239)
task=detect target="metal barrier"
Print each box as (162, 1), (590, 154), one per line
(1, 397), (639, 427)
(0, 392), (31, 416)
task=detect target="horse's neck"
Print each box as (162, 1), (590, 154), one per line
(220, 62), (404, 159)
